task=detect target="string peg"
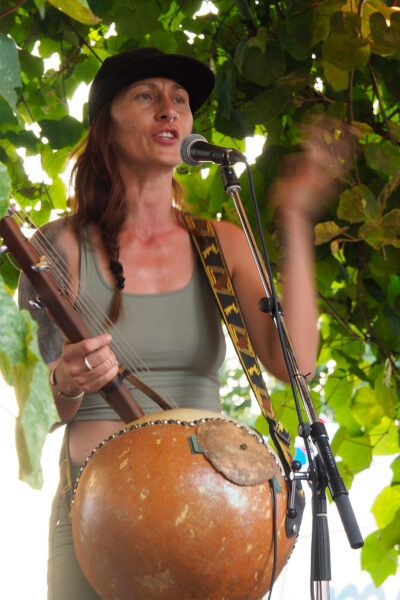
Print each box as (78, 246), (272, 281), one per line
(0, 245), (9, 254)
(31, 256), (50, 272)
(28, 297), (44, 311)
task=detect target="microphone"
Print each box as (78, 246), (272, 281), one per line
(180, 134), (246, 166)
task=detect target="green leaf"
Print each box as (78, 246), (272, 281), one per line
(369, 417), (400, 455)
(370, 11), (400, 56)
(279, 8), (315, 60)
(215, 59), (236, 120)
(323, 61), (349, 92)
(47, 176), (67, 210)
(114, 1), (159, 38)
(331, 427), (372, 472)
(0, 33), (22, 111)
(363, 278), (386, 302)
(337, 185), (378, 223)
(322, 33), (370, 72)
(383, 303), (400, 336)
(0, 162), (11, 218)
(41, 145), (71, 179)
(241, 42), (285, 87)
(33, 0), (46, 18)
(351, 385), (383, 426)
(245, 88), (287, 127)
(372, 485), (400, 528)
(234, 0), (256, 24)
(0, 277), (58, 488)
(391, 456), (400, 483)
(46, 0), (101, 25)
(215, 109), (251, 140)
(358, 209), (400, 249)
(314, 221), (349, 245)
(39, 115), (84, 149)
(364, 141), (400, 177)
(361, 529), (399, 587)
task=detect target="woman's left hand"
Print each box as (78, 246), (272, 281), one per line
(270, 116), (356, 221)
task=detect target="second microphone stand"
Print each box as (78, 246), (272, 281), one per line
(218, 160), (363, 600)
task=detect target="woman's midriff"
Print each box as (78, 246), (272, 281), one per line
(69, 419), (125, 464)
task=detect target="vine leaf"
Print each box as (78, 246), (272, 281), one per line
(337, 185), (378, 223)
(46, 0), (101, 25)
(369, 11), (400, 56)
(361, 528), (399, 587)
(0, 163), (11, 218)
(358, 209), (400, 249)
(0, 277), (58, 488)
(0, 34), (22, 112)
(314, 221), (349, 245)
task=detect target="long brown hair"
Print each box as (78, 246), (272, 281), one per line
(71, 104), (185, 323)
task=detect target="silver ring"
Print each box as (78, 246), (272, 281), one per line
(84, 355), (93, 371)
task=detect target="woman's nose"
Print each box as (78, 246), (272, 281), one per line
(156, 96), (178, 122)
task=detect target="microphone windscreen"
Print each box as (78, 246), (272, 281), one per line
(180, 134), (207, 166)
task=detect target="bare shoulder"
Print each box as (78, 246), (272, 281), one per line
(37, 216), (78, 253)
(212, 219), (250, 275)
(18, 216), (79, 364)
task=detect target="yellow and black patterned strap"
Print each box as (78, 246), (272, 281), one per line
(183, 213), (293, 476)
(59, 425), (74, 521)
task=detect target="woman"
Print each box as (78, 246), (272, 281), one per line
(19, 47), (327, 599)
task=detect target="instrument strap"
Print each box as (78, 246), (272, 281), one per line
(183, 213), (293, 477)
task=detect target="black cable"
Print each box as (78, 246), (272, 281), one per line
(267, 481), (278, 600)
(245, 161), (319, 599)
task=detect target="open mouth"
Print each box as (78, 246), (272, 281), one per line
(154, 129), (178, 140)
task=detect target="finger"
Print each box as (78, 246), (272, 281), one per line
(63, 334), (113, 361)
(76, 360), (120, 394)
(82, 346), (116, 371)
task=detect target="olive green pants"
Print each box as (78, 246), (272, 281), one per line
(47, 464), (101, 600)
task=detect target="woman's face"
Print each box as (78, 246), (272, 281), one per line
(109, 77), (193, 173)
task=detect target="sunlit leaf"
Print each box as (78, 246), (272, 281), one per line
(314, 221), (349, 245)
(352, 384), (383, 426)
(361, 529), (399, 587)
(369, 417), (400, 455)
(372, 485), (400, 528)
(0, 162), (11, 218)
(46, 0), (101, 25)
(0, 277), (58, 487)
(337, 185), (378, 223)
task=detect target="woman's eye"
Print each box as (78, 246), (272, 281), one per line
(174, 96), (187, 105)
(137, 92), (152, 100)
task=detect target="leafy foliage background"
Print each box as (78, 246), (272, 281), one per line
(0, 0), (399, 586)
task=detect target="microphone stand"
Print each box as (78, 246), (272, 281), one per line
(218, 160), (363, 600)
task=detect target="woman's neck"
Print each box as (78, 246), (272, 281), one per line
(119, 166), (178, 240)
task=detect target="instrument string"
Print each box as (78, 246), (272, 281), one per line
(12, 208), (177, 407)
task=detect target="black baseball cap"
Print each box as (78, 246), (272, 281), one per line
(88, 47), (215, 124)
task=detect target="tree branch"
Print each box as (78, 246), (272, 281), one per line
(318, 292), (367, 343)
(369, 61), (399, 147)
(355, 250), (400, 375)
(377, 167), (400, 212)
(0, 0), (26, 18)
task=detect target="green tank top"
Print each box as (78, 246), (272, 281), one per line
(70, 229), (226, 421)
